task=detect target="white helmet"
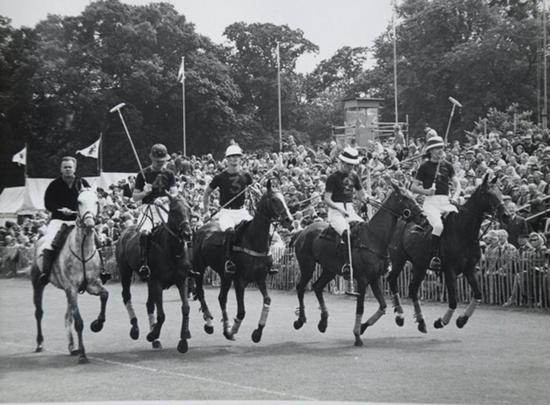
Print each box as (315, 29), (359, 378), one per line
(225, 144), (243, 158)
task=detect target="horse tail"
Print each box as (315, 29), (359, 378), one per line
(288, 230), (302, 248)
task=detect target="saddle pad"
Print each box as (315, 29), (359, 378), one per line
(319, 221), (362, 245)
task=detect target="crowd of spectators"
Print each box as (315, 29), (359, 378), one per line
(1, 119), (549, 305)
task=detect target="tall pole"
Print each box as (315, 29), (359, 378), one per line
(392, 0), (398, 124)
(98, 132), (103, 175)
(181, 56), (187, 156)
(24, 142), (28, 186)
(543, 0), (548, 129)
(277, 42), (283, 152)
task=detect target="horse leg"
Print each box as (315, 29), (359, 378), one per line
(32, 277), (45, 353)
(89, 284), (109, 333)
(145, 282), (161, 349)
(456, 267), (482, 328)
(409, 265), (428, 333)
(312, 269), (335, 333)
(387, 257), (406, 327)
(294, 257), (315, 330)
(121, 265), (139, 340)
(194, 273), (214, 334)
(218, 277), (234, 340)
(434, 269), (457, 329)
(146, 282), (165, 349)
(352, 277), (368, 347)
(67, 290), (88, 364)
(360, 277), (387, 336)
(252, 278), (270, 343)
(228, 277), (246, 339)
(176, 277), (191, 353)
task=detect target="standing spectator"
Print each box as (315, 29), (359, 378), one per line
(502, 201), (530, 248)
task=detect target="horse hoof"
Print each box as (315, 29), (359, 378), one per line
(152, 340), (162, 349)
(130, 326), (139, 340)
(433, 318), (444, 329)
(354, 336), (363, 347)
(418, 319), (427, 334)
(78, 355), (89, 364)
(90, 320), (104, 333)
(146, 331), (158, 342)
(177, 339), (188, 353)
(318, 320), (327, 333)
(35, 346), (43, 353)
(293, 319), (304, 330)
(456, 315), (469, 329)
(204, 324), (214, 335)
(360, 322), (369, 335)
(251, 329), (262, 343)
(223, 331), (235, 341)
(395, 316), (404, 327)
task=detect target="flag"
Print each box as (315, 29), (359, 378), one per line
(177, 57), (185, 83)
(12, 147), (26, 166)
(76, 138), (100, 159)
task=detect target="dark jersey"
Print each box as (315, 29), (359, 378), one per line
(209, 170), (252, 209)
(135, 166), (176, 204)
(416, 159), (455, 195)
(44, 177), (90, 221)
(325, 170), (363, 203)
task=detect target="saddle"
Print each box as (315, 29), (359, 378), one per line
(51, 223), (75, 254)
(319, 221), (361, 247)
(204, 220), (251, 247)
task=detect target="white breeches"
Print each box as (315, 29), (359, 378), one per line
(42, 219), (75, 250)
(423, 195), (458, 236)
(327, 202), (364, 235)
(215, 208), (253, 231)
(138, 203), (169, 233)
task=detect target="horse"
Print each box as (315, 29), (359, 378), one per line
(115, 194), (193, 353)
(292, 183), (424, 346)
(387, 174), (511, 332)
(31, 188), (107, 364)
(192, 180), (293, 343)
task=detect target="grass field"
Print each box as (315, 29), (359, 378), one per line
(0, 278), (549, 404)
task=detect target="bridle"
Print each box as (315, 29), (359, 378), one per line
(363, 193), (420, 222)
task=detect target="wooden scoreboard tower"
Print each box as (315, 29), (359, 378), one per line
(333, 97), (384, 147)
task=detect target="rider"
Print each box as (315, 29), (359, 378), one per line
(202, 141), (253, 276)
(410, 135), (461, 270)
(39, 157), (110, 285)
(324, 146), (368, 278)
(133, 144), (178, 280)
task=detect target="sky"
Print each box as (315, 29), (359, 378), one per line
(0, 0), (393, 73)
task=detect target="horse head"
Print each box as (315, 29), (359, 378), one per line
(384, 180), (425, 225)
(166, 193), (193, 241)
(470, 174), (511, 225)
(77, 188), (99, 233)
(256, 179), (294, 229)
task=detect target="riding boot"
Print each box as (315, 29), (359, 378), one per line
(429, 235), (442, 271)
(224, 227), (237, 276)
(39, 249), (56, 286)
(94, 233), (111, 284)
(340, 230), (351, 280)
(138, 232), (151, 281)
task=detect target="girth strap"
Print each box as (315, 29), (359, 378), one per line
(232, 245), (271, 258)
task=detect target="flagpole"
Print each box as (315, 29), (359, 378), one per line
(392, 0), (398, 124)
(98, 132), (103, 175)
(181, 56), (187, 156)
(277, 42), (282, 152)
(24, 142), (28, 186)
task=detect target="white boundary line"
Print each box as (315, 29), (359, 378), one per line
(2, 340), (317, 401)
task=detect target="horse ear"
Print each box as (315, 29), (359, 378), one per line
(266, 179), (272, 191)
(490, 176), (498, 184)
(482, 173), (489, 185)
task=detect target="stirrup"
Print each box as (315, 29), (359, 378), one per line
(138, 265), (151, 281)
(224, 260), (236, 275)
(341, 264), (351, 280)
(100, 271), (111, 284)
(429, 256), (441, 271)
(268, 263), (280, 275)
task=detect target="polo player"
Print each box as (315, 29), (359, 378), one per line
(410, 135), (462, 270)
(324, 146), (368, 278)
(39, 156), (110, 285)
(202, 141), (253, 276)
(133, 144), (178, 280)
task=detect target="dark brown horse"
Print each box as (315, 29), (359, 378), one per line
(292, 183), (424, 346)
(115, 194), (193, 353)
(192, 180), (293, 343)
(387, 174), (511, 332)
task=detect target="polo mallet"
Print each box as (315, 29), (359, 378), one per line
(109, 103), (146, 180)
(432, 96), (462, 188)
(344, 221), (359, 297)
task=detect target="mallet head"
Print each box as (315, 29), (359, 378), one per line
(109, 103), (126, 113)
(448, 97), (463, 108)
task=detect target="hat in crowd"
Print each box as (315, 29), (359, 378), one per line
(339, 146), (361, 165)
(543, 146), (550, 154)
(424, 136), (445, 153)
(527, 156), (539, 166)
(225, 142), (243, 158)
(150, 144), (170, 161)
